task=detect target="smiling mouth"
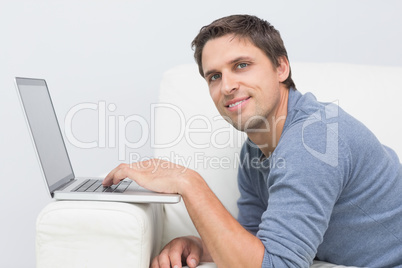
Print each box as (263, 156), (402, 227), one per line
(226, 97), (251, 108)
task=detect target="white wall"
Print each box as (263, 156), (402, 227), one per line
(1, 0), (402, 267)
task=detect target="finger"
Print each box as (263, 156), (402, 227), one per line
(169, 237), (198, 268)
(186, 256), (199, 268)
(102, 164), (121, 186)
(112, 167), (131, 184)
(182, 236), (203, 268)
(156, 249), (175, 268)
(157, 239), (187, 268)
(185, 242), (202, 268)
(168, 249), (183, 268)
(102, 174), (113, 187)
(102, 163), (129, 186)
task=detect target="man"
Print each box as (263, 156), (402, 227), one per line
(103, 15), (402, 267)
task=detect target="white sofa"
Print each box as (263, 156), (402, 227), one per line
(36, 62), (402, 268)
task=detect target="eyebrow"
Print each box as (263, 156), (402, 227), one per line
(203, 56), (254, 79)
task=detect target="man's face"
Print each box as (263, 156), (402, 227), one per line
(202, 34), (288, 132)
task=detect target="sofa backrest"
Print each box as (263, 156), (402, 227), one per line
(154, 62), (402, 247)
(291, 62), (402, 156)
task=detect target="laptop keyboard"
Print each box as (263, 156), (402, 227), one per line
(72, 179), (132, 193)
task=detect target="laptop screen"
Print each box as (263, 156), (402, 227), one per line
(16, 78), (74, 193)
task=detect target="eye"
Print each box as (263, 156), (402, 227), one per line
(210, 73), (221, 81)
(236, 63), (248, 69)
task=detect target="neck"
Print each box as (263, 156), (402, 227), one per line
(247, 86), (289, 157)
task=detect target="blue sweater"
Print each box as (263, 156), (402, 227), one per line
(237, 89), (402, 267)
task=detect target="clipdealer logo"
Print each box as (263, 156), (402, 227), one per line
(64, 101), (245, 160)
(302, 101), (339, 167)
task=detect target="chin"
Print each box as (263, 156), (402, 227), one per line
(242, 117), (270, 132)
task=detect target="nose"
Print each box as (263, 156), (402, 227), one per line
(221, 72), (238, 95)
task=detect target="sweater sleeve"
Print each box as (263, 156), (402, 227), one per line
(257, 119), (351, 267)
(237, 142), (268, 235)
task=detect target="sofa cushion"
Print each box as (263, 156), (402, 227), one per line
(36, 201), (163, 268)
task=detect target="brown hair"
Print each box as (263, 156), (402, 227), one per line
(191, 14), (296, 89)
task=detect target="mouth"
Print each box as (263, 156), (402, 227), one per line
(225, 97), (251, 110)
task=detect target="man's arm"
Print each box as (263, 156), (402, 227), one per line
(102, 160), (264, 268)
(181, 172), (264, 267)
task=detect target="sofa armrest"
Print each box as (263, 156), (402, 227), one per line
(36, 201), (164, 268)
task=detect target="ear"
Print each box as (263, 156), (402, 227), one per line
(276, 56), (290, 83)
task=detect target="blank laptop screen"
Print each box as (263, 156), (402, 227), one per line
(16, 78), (74, 192)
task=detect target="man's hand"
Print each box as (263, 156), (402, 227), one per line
(102, 160), (201, 195)
(151, 236), (208, 268)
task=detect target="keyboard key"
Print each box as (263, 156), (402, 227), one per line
(113, 181), (132, 193)
(86, 180), (103, 192)
(104, 184), (118, 192)
(73, 179), (95, 192)
(71, 179), (89, 192)
(95, 185), (108, 192)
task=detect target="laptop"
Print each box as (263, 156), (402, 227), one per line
(15, 77), (181, 204)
